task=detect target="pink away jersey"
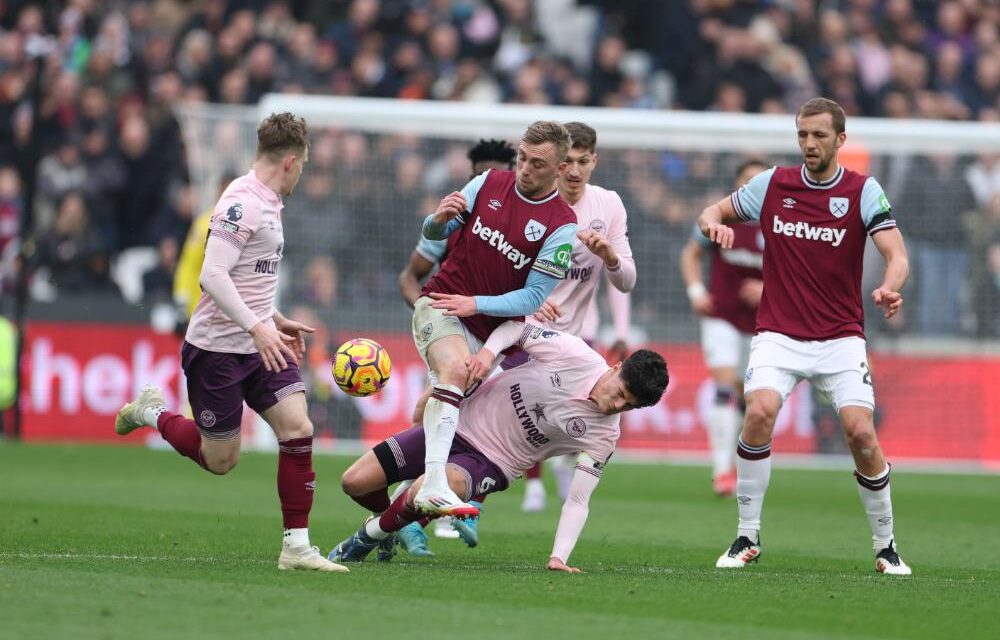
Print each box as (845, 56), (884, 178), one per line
(186, 170), (284, 354)
(456, 321), (619, 482)
(544, 184), (634, 339)
(731, 164), (897, 341)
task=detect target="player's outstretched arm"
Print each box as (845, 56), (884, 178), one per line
(698, 196), (739, 249)
(432, 268), (561, 318)
(548, 454), (604, 573)
(871, 228), (910, 319)
(431, 222), (578, 318)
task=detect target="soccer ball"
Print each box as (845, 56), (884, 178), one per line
(332, 338), (391, 397)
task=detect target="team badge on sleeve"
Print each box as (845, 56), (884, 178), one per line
(226, 203), (244, 221)
(829, 197), (849, 218)
(565, 417), (587, 438)
(524, 219), (547, 241)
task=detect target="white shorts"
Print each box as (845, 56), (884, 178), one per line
(744, 331), (875, 412)
(700, 317), (753, 372)
(412, 296), (483, 386)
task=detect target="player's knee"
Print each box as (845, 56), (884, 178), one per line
(204, 453), (239, 475)
(843, 419), (878, 454)
(436, 359), (469, 388)
(340, 467), (363, 496)
(744, 398), (778, 434)
(279, 418), (314, 441)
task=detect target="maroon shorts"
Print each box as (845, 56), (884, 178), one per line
(373, 425), (509, 499)
(181, 341), (305, 440)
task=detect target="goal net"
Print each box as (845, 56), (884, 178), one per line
(174, 96), (1000, 467)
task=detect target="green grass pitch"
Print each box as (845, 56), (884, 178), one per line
(1, 443), (998, 639)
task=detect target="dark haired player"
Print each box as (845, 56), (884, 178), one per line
(328, 321), (669, 572)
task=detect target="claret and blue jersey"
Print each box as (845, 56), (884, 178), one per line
(420, 169), (578, 342)
(729, 164), (898, 341)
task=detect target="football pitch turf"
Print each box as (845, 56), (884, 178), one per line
(1, 444), (998, 639)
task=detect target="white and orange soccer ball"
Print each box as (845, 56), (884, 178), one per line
(332, 338), (391, 397)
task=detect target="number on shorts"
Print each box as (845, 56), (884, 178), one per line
(860, 361), (873, 387)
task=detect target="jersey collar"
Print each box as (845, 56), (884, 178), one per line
(247, 170), (283, 206)
(514, 185), (560, 205)
(800, 163), (844, 190)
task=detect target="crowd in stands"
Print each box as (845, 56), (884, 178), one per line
(0, 0), (998, 338)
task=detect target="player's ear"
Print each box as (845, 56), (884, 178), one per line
(591, 152), (598, 170)
(836, 132), (846, 149)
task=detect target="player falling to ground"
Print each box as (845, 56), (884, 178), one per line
(114, 113), (348, 572)
(329, 321), (668, 571)
(411, 121), (578, 517)
(700, 98), (911, 575)
(397, 138), (516, 549)
(524, 121), (636, 512)
(680, 159), (768, 497)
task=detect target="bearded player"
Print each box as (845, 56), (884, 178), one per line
(700, 98), (911, 575)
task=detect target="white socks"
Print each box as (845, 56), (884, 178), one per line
(708, 404), (740, 476)
(364, 517), (390, 541)
(142, 405), (167, 428)
(735, 437), (772, 541)
(422, 384), (463, 491)
(855, 464), (894, 550)
(283, 527), (310, 548)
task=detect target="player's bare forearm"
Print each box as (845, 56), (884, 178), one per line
(399, 252), (435, 308)
(873, 228), (910, 293)
(679, 239), (704, 288)
(398, 270), (422, 308)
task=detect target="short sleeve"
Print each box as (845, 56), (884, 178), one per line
(731, 166), (776, 222)
(860, 177), (897, 235)
(208, 197), (262, 250)
(415, 236), (447, 263)
(460, 170), (489, 213)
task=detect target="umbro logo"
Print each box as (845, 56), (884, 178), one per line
(782, 197), (796, 209)
(488, 199), (502, 210)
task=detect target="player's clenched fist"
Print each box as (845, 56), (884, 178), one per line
(432, 191), (467, 224)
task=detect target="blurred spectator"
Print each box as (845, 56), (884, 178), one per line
(142, 236), (179, 304)
(897, 154), (978, 335)
(36, 134), (87, 234)
(0, 0), (997, 343)
(34, 192), (116, 294)
(0, 166), (21, 293)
